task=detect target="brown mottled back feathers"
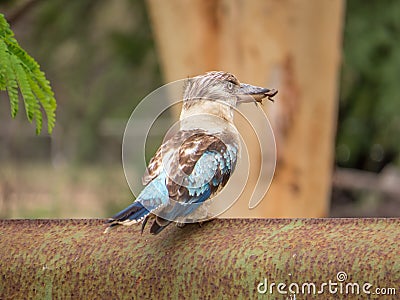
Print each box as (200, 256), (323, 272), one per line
(142, 129), (207, 185)
(142, 129), (234, 202)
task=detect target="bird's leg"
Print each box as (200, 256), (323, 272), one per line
(141, 216), (150, 235)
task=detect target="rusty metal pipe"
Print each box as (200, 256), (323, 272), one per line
(0, 219), (399, 299)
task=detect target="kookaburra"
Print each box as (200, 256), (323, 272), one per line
(106, 71), (277, 234)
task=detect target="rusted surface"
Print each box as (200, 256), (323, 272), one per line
(0, 219), (398, 299)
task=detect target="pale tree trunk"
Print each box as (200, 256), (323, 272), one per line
(146, 0), (345, 217)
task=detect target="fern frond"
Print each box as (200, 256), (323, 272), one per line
(0, 40), (7, 90)
(34, 100), (43, 135)
(5, 65), (19, 118)
(6, 42), (40, 73)
(28, 76), (56, 133)
(12, 55), (36, 122)
(0, 40), (6, 90)
(0, 39), (19, 117)
(7, 78), (19, 117)
(0, 13), (56, 134)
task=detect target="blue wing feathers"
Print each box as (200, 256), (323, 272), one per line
(108, 174), (169, 224)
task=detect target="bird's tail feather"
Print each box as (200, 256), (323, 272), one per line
(104, 201), (150, 233)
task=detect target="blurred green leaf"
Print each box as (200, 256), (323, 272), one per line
(0, 13), (57, 134)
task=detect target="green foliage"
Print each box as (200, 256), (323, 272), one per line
(0, 13), (56, 134)
(337, 0), (400, 171)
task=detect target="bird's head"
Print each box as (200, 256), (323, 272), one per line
(180, 71), (277, 125)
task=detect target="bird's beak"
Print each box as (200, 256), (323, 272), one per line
(236, 83), (278, 104)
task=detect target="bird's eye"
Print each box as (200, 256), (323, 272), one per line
(227, 82), (234, 90)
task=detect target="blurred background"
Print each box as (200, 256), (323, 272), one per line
(0, 0), (399, 218)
